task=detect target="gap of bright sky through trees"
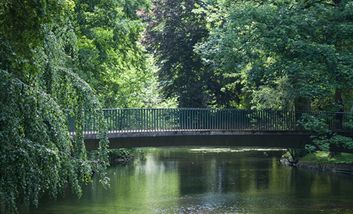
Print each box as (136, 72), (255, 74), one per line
(1, 0), (353, 213)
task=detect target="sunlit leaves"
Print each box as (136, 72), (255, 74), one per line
(197, 0), (353, 110)
(76, 0), (161, 108)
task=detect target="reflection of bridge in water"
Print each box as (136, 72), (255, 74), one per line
(68, 108), (353, 150)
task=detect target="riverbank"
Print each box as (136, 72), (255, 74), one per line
(281, 151), (353, 175)
(108, 148), (136, 165)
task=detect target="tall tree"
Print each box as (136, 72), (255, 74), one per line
(196, 0), (353, 152)
(75, 0), (162, 108)
(197, 0), (353, 111)
(144, 0), (209, 107)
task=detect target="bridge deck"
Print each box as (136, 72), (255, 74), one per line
(80, 130), (312, 150)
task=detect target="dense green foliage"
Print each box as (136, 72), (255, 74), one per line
(300, 113), (353, 152)
(144, 0), (353, 151)
(0, 0), (160, 212)
(0, 1), (111, 213)
(144, 0), (209, 107)
(75, 0), (164, 107)
(197, 0), (353, 111)
(1, 0), (353, 212)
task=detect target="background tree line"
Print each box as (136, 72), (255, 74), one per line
(145, 0), (353, 152)
(1, 0), (353, 212)
(146, 0), (353, 111)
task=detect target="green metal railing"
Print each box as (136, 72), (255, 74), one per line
(68, 108), (353, 134)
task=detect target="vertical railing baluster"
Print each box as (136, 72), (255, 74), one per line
(187, 109), (190, 130)
(121, 109), (124, 131)
(275, 110), (277, 130)
(146, 108), (148, 131)
(150, 108), (153, 131)
(206, 109), (208, 130)
(218, 109), (222, 129)
(209, 109), (211, 130)
(123, 108), (126, 132)
(192, 109), (195, 130)
(193, 109), (196, 130)
(145, 109), (148, 131)
(112, 109), (115, 133)
(179, 109), (182, 130)
(240, 110), (243, 130)
(156, 108), (158, 131)
(152, 108), (155, 131)
(165, 108), (167, 130)
(117, 109), (119, 132)
(232, 109), (235, 130)
(158, 108), (161, 131)
(240, 109), (243, 130)
(185, 109), (189, 129)
(174, 108), (176, 130)
(157, 109), (163, 131)
(128, 109), (131, 132)
(189, 109), (191, 130)
(217, 109), (219, 130)
(207, 109), (209, 130)
(153, 108), (155, 131)
(156, 108), (159, 131)
(162, 108), (164, 130)
(213, 109), (216, 130)
(220, 109), (223, 130)
(203, 109), (206, 130)
(229, 109), (234, 130)
(210, 109), (212, 130)
(125, 109), (128, 132)
(185, 109), (188, 130)
(147, 109), (150, 131)
(140, 108), (143, 132)
(150, 108), (152, 131)
(162, 109), (164, 130)
(214, 109), (218, 129)
(177, 109), (180, 130)
(212, 109), (215, 130)
(150, 109), (155, 130)
(227, 109), (230, 130)
(159, 108), (161, 131)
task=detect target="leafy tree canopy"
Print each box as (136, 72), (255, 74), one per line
(196, 0), (353, 111)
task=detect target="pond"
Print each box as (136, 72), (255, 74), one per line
(24, 147), (353, 214)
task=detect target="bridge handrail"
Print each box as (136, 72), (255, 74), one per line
(67, 108), (353, 134)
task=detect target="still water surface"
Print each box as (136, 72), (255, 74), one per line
(26, 148), (353, 214)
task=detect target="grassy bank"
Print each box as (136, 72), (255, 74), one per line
(281, 151), (353, 175)
(300, 152), (353, 164)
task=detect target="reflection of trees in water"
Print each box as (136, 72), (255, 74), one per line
(177, 156), (209, 195)
(175, 151), (278, 195)
(32, 149), (353, 213)
(84, 149), (353, 209)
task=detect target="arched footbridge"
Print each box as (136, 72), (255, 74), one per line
(68, 108), (353, 150)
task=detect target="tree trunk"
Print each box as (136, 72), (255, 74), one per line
(335, 89), (344, 130)
(294, 97), (311, 126)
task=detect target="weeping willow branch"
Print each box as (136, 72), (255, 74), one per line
(0, 70), (109, 213)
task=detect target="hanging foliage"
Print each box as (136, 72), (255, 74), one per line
(0, 0), (109, 213)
